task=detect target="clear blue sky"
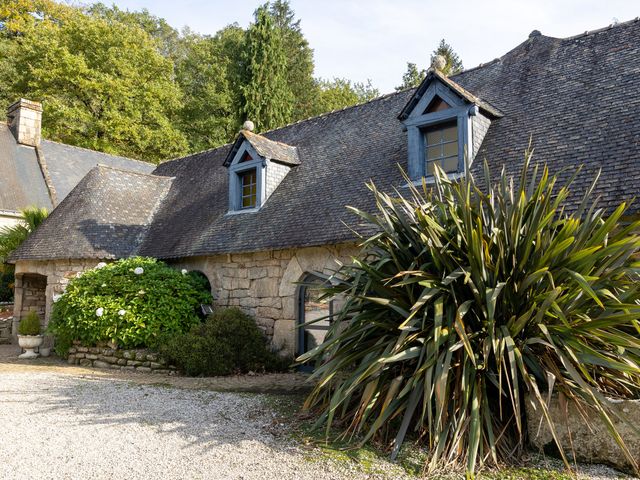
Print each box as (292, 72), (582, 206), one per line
(102, 0), (638, 93)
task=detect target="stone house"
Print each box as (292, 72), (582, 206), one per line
(8, 20), (640, 356)
(0, 99), (153, 229)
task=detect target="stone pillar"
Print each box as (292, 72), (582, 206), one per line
(7, 98), (42, 147)
(11, 274), (23, 340)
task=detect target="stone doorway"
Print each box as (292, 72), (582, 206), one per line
(12, 273), (47, 338)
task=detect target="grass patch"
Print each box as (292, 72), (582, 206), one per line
(260, 393), (629, 479)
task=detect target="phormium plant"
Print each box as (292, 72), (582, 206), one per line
(299, 153), (640, 477)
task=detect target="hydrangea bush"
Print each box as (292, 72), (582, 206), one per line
(49, 257), (212, 353)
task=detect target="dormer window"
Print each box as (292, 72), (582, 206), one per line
(398, 69), (502, 182)
(224, 128), (300, 213)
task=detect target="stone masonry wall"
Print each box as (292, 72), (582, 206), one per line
(67, 345), (176, 374)
(17, 274), (46, 326)
(171, 244), (358, 355)
(13, 243), (358, 354)
(13, 259), (102, 339)
(526, 393), (640, 474)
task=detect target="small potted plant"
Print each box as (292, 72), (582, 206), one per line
(17, 311), (43, 359)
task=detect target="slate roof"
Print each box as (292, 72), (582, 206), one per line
(0, 124), (52, 213)
(224, 130), (300, 167)
(0, 124), (154, 217)
(12, 18), (640, 261)
(11, 166), (172, 260)
(399, 68), (503, 120)
(40, 140), (154, 200)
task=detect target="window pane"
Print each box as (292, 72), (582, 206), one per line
(443, 141), (458, 158)
(442, 156), (459, 173)
(240, 169), (257, 209)
(426, 130), (441, 145)
(424, 121), (459, 176)
(427, 145), (442, 160)
(426, 160), (440, 175)
(442, 125), (458, 143)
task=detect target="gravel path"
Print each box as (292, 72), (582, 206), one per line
(0, 365), (633, 480)
(0, 371), (409, 480)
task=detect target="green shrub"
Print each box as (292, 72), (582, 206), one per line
(0, 268), (14, 302)
(159, 307), (291, 376)
(300, 156), (640, 478)
(49, 257), (212, 353)
(18, 311), (41, 336)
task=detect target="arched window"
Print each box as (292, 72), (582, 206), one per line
(297, 273), (334, 359)
(183, 270), (213, 319)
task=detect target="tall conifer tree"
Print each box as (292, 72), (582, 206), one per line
(241, 5), (293, 132)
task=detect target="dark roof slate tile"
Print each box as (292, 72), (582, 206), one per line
(10, 166), (172, 261)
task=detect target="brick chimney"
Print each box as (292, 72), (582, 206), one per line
(7, 98), (42, 147)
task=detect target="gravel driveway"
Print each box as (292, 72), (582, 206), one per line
(0, 364), (632, 480)
(0, 371), (409, 480)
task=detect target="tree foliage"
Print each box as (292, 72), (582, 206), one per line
(395, 62), (426, 91)
(0, 0), (379, 159)
(432, 38), (463, 76)
(0, 208), (49, 265)
(0, 207), (49, 302)
(396, 38), (463, 90)
(300, 156), (640, 477)
(314, 78), (380, 114)
(1, 5), (188, 162)
(241, 5), (293, 132)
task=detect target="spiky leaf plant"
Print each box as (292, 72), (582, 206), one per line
(299, 153), (640, 478)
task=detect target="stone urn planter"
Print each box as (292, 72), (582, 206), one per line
(16, 312), (43, 359)
(17, 334), (44, 359)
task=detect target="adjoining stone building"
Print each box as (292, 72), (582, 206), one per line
(9, 20), (640, 356)
(0, 99), (154, 229)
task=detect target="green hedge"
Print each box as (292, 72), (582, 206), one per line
(158, 307), (291, 376)
(49, 257), (212, 353)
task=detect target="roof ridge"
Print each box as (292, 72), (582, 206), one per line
(157, 90), (411, 166)
(157, 140), (235, 166)
(259, 89), (410, 136)
(243, 129), (296, 149)
(560, 16), (640, 41)
(42, 138), (154, 167)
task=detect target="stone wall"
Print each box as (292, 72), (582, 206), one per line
(67, 345), (176, 374)
(171, 243), (358, 355)
(526, 394), (640, 474)
(12, 243), (358, 354)
(17, 274), (46, 327)
(12, 259), (102, 338)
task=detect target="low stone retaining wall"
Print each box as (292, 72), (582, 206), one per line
(67, 346), (177, 375)
(526, 394), (640, 473)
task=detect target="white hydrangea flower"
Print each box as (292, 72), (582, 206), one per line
(96, 307), (104, 317)
(181, 269), (188, 275)
(134, 267), (144, 275)
(118, 309), (126, 316)
(96, 262), (107, 269)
